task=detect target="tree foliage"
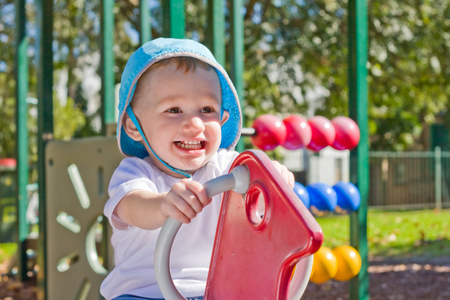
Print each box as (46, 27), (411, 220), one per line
(240, 0), (450, 150)
(367, 0), (450, 150)
(0, 0), (449, 164)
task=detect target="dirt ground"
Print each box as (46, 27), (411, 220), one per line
(0, 257), (449, 299)
(303, 256), (450, 300)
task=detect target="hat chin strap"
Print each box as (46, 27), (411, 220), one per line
(126, 106), (192, 178)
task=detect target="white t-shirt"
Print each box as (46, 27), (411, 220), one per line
(100, 149), (239, 299)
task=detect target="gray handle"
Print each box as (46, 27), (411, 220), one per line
(154, 166), (249, 300)
(288, 255), (314, 300)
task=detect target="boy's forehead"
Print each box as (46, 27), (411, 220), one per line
(135, 62), (222, 105)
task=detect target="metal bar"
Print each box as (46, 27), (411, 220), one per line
(435, 146), (442, 210)
(140, 0), (151, 44)
(207, 0), (225, 65)
(229, 0), (245, 152)
(101, 0), (115, 135)
(36, 0), (54, 297)
(240, 127), (256, 136)
(348, 0), (369, 298)
(163, 0), (185, 38)
(15, 0), (29, 282)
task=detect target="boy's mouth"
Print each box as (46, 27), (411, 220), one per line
(175, 140), (206, 150)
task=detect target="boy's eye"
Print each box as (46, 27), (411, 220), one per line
(167, 107), (181, 113)
(201, 107), (215, 113)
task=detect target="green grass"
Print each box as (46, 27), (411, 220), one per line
(317, 208), (450, 258)
(0, 209), (449, 266)
(0, 243), (17, 266)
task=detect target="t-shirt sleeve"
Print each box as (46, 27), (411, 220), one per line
(216, 149), (240, 175)
(104, 157), (158, 230)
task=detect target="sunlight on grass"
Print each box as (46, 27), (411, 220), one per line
(0, 243), (17, 273)
(316, 209), (450, 258)
(0, 209), (449, 267)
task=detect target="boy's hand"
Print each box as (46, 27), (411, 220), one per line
(161, 179), (211, 224)
(271, 160), (295, 189)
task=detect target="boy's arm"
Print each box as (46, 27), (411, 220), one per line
(114, 179), (210, 230)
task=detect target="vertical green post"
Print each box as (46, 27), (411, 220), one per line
(36, 0), (54, 297)
(15, 0), (29, 282)
(101, 0), (116, 136)
(207, 0), (225, 66)
(348, 0), (369, 299)
(140, 0), (152, 44)
(435, 146), (442, 210)
(163, 0), (185, 38)
(229, 0), (245, 152)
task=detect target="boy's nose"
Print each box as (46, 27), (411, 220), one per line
(184, 115), (205, 132)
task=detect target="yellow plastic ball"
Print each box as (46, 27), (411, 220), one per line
(309, 247), (337, 284)
(332, 245), (362, 281)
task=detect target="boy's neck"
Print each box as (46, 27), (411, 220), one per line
(147, 154), (197, 179)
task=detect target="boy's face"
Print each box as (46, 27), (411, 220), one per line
(125, 62), (229, 178)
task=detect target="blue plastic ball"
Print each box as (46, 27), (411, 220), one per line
(307, 183), (337, 216)
(333, 181), (361, 214)
(293, 182), (310, 208)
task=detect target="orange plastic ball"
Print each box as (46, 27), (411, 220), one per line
(332, 245), (362, 281)
(309, 247), (338, 284)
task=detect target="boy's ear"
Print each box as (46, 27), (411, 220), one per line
(221, 110), (230, 126)
(123, 112), (143, 142)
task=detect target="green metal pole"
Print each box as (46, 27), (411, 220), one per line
(101, 0), (116, 136)
(207, 0), (225, 66)
(163, 0), (185, 38)
(348, 0), (369, 299)
(36, 0), (54, 297)
(140, 0), (152, 44)
(15, 0), (29, 282)
(230, 0), (245, 152)
(435, 146), (442, 211)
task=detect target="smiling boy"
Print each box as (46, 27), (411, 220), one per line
(100, 38), (294, 300)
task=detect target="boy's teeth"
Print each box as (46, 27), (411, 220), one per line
(177, 140), (203, 149)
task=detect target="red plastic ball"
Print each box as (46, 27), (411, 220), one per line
(307, 116), (336, 151)
(331, 116), (360, 150)
(282, 115), (312, 150)
(251, 114), (287, 151)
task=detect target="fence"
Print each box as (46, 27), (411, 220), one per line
(369, 147), (450, 209)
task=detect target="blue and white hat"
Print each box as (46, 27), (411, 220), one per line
(117, 38), (242, 165)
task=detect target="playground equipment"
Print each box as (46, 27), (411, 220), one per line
(244, 114), (362, 217)
(293, 182), (310, 208)
(283, 115), (312, 150)
(247, 114), (360, 153)
(294, 181), (361, 216)
(333, 181), (362, 214)
(250, 114), (287, 151)
(307, 183), (338, 216)
(11, 0), (369, 299)
(307, 116), (336, 152)
(309, 246), (337, 284)
(309, 246), (361, 284)
(155, 150), (323, 299)
(45, 137), (120, 299)
(333, 245), (362, 281)
(331, 117), (361, 151)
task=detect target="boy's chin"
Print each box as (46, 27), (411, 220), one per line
(156, 159), (208, 177)
(175, 161), (207, 173)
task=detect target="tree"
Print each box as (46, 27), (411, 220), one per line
(367, 0), (450, 150)
(1, 0), (449, 162)
(241, 0), (450, 151)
